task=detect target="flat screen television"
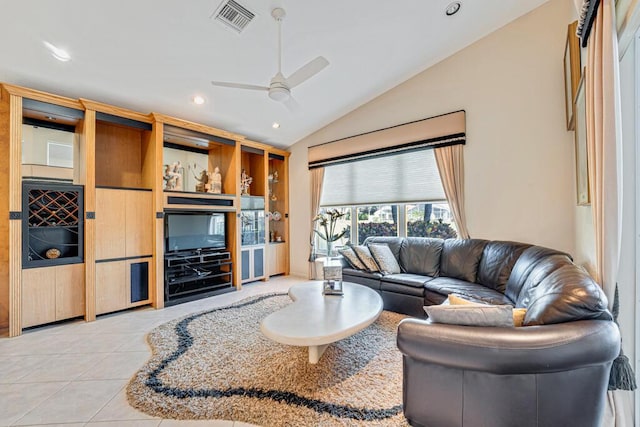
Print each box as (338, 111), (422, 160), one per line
(165, 212), (226, 253)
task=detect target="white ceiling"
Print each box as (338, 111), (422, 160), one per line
(0, 0), (549, 148)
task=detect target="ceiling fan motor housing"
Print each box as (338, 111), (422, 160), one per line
(269, 85), (290, 101)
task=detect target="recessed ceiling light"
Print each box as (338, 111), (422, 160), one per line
(43, 41), (71, 62)
(445, 1), (461, 16)
(272, 122), (280, 129)
(192, 95), (206, 105)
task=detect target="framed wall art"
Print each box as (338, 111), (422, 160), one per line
(573, 73), (590, 206)
(564, 20), (581, 131)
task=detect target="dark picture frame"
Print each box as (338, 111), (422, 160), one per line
(564, 21), (581, 131)
(574, 73), (590, 206)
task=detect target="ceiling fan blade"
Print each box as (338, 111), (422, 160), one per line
(285, 56), (329, 89)
(283, 96), (300, 113)
(211, 81), (269, 91)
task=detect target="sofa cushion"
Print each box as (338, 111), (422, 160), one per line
(425, 277), (513, 306)
(504, 245), (571, 303)
(440, 238), (488, 283)
(339, 247), (367, 270)
(476, 241), (531, 293)
(364, 236), (404, 263)
(368, 243), (401, 275)
(381, 273), (434, 288)
(381, 280), (426, 297)
(448, 294), (527, 327)
(342, 269), (382, 292)
(514, 254), (574, 308)
(352, 245), (380, 272)
(342, 267), (382, 280)
(400, 237), (443, 276)
(423, 304), (514, 327)
(522, 264), (612, 325)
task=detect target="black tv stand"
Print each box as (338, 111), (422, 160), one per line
(164, 249), (233, 305)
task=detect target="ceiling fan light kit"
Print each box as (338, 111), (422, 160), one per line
(211, 7), (328, 109)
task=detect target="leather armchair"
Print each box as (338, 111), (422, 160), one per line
(397, 319), (620, 427)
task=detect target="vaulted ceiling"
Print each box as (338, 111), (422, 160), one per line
(0, 0), (549, 147)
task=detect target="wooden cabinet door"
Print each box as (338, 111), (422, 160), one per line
(95, 189), (126, 260)
(125, 191), (153, 257)
(22, 267), (56, 328)
(55, 263), (85, 320)
(268, 244), (277, 276)
(95, 261), (126, 315)
(275, 243), (287, 275)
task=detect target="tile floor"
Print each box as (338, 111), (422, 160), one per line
(0, 276), (300, 427)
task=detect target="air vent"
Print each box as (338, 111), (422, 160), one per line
(212, 0), (255, 33)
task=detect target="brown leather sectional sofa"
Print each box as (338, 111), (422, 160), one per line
(341, 236), (620, 427)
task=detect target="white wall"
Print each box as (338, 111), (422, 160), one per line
(288, 0), (577, 277)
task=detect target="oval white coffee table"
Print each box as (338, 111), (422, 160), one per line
(260, 281), (383, 364)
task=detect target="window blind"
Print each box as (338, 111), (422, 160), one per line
(320, 148), (445, 206)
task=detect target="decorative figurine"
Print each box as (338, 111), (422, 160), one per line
(190, 164), (209, 192)
(163, 161), (183, 191)
(210, 166), (222, 194)
(240, 169), (253, 196)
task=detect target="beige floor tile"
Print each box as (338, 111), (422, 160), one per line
(91, 387), (159, 422)
(233, 422), (261, 427)
(14, 379), (125, 425)
(159, 420), (234, 426)
(1, 277), (295, 426)
(115, 334), (152, 353)
(86, 420), (161, 426)
(78, 351), (150, 380)
(64, 333), (145, 354)
(16, 352), (110, 383)
(20, 423), (86, 427)
(0, 355), (51, 383)
(0, 381), (68, 426)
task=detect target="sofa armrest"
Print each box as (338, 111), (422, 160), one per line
(397, 318), (620, 374)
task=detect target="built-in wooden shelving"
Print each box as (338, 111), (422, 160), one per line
(0, 82), (290, 337)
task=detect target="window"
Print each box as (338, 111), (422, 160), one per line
(357, 205), (398, 244)
(316, 148), (456, 252)
(314, 202), (457, 253)
(406, 203), (457, 239)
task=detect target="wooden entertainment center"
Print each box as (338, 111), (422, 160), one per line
(0, 83), (290, 337)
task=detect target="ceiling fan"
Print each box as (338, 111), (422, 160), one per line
(211, 7), (329, 108)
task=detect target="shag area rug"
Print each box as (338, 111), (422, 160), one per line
(127, 293), (410, 426)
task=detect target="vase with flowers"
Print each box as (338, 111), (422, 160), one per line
(313, 209), (348, 257)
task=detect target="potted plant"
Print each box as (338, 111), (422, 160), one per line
(313, 209), (348, 257)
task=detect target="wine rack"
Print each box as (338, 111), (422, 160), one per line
(22, 182), (84, 268)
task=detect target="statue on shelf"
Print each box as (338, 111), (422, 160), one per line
(210, 166), (222, 194)
(190, 163), (209, 193)
(163, 161), (183, 191)
(240, 169), (253, 196)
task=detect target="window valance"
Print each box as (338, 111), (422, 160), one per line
(308, 110), (465, 169)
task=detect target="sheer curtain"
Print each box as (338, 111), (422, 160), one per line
(309, 167), (325, 278)
(583, 0), (635, 425)
(434, 144), (470, 239)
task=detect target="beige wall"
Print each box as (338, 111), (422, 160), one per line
(289, 0), (577, 277)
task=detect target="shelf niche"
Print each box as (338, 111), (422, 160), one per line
(95, 113), (154, 189)
(163, 124), (236, 196)
(241, 146), (265, 197)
